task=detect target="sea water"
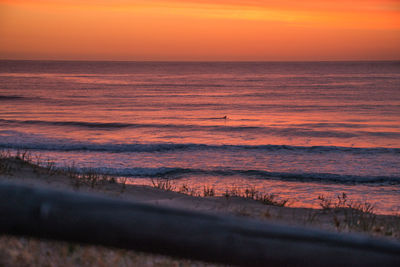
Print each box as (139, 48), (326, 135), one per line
(1, 61), (399, 214)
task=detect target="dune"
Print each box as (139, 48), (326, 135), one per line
(0, 156), (399, 266)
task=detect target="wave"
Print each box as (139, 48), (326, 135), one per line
(0, 95), (29, 100)
(1, 141), (399, 154)
(2, 118), (400, 139)
(0, 118), (234, 129)
(69, 166), (400, 185)
(0, 95), (45, 102)
(0, 119), (133, 128)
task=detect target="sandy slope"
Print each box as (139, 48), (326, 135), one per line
(0, 157), (399, 266)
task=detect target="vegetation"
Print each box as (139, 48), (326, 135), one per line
(178, 183), (197, 196)
(151, 178), (175, 191)
(1, 149), (399, 238)
(0, 150), (13, 175)
(202, 186), (215, 197)
(150, 181), (289, 207)
(2, 150), (290, 207)
(316, 193), (397, 234)
(0, 150), (120, 191)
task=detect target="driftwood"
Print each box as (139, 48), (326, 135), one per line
(0, 182), (399, 266)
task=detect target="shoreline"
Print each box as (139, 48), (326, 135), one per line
(1, 155), (399, 265)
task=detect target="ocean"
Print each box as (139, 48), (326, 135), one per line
(0, 60), (399, 214)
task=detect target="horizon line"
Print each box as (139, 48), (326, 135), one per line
(1, 59), (399, 63)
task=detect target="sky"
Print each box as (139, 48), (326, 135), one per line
(0, 0), (399, 61)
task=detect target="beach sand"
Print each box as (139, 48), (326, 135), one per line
(1, 156), (399, 266)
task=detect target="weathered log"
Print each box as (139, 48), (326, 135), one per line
(0, 182), (399, 266)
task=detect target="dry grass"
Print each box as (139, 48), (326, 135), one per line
(178, 184), (198, 196)
(0, 151), (13, 175)
(222, 186), (289, 207)
(255, 194), (288, 207)
(151, 178), (175, 191)
(203, 186), (215, 197)
(148, 180), (289, 207)
(316, 193), (400, 234)
(2, 150), (290, 208)
(0, 150), (126, 193)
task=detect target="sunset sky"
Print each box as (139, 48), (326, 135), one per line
(0, 0), (399, 61)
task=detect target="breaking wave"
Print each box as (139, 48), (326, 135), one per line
(68, 166), (400, 185)
(1, 141), (399, 154)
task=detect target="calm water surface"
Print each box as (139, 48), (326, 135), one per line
(1, 61), (399, 214)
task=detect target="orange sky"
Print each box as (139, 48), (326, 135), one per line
(0, 0), (399, 61)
